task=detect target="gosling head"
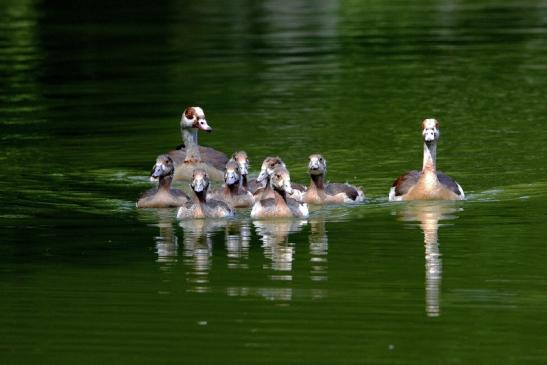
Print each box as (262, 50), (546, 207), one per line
(224, 160), (240, 186)
(150, 155), (175, 181)
(422, 118), (440, 145)
(308, 154), (327, 176)
(270, 166), (293, 195)
(232, 151), (249, 176)
(191, 168), (210, 193)
(256, 156), (286, 183)
(180, 106), (212, 133)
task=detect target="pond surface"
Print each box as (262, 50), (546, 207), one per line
(2, 0), (547, 363)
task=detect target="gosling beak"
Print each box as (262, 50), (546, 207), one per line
(192, 178), (207, 193)
(196, 118), (213, 133)
(150, 164), (163, 181)
(309, 161), (323, 175)
(284, 180), (293, 195)
(256, 169), (269, 183)
(309, 160), (320, 170)
(238, 163), (248, 176)
(225, 170), (239, 185)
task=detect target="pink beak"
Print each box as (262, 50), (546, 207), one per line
(196, 118), (212, 133)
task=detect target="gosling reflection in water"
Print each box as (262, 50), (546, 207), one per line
(252, 218), (329, 301)
(146, 213), (331, 302)
(225, 219), (252, 269)
(145, 209), (179, 268)
(253, 219), (307, 274)
(397, 202), (461, 317)
(179, 219), (228, 293)
(308, 216), (329, 284)
(253, 219), (307, 302)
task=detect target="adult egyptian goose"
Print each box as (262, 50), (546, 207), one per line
(168, 106), (228, 182)
(389, 118), (465, 201)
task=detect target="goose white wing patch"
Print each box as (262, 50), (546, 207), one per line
(388, 186), (403, 202)
(298, 203), (309, 218)
(456, 182), (465, 200)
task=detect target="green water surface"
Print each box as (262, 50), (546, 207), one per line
(1, 0), (547, 364)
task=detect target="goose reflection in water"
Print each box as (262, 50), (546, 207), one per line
(146, 213), (331, 302)
(150, 209), (179, 267)
(253, 219), (307, 274)
(179, 219), (228, 293)
(396, 202), (462, 317)
(253, 219), (307, 302)
(224, 219), (252, 269)
(308, 216), (329, 284)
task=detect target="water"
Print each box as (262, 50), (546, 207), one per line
(2, 0), (547, 363)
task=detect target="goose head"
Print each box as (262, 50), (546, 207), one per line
(224, 160), (240, 186)
(232, 151), (249, 176)
(256, 156), (286, 183)
(181, 106), (213, 132)
(270, 166), (293, 195)
(191, 169), (210, 193)
(308, 154), (327, 176)
(150, 155), (175, 181)
(422, 118), (440, 145)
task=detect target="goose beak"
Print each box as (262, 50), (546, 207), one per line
(225, 170), (239, 185)
(424, 132), (435, 142)
(284, 180), (293, 195)
(150, 164), (163, 181)
(192, 178), (207, 193)
(196, 118), (212, 133)
(423, 127), (438, 143)
(238, 162), (248, 176)
(309, 160), (320, 170)
(308, 160), (324, 175)
(256, 169), (268, 183)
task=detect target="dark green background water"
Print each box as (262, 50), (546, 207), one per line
(2, 0), (547, 363)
